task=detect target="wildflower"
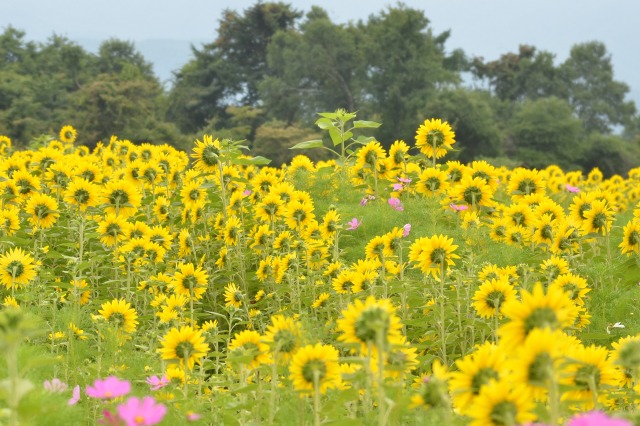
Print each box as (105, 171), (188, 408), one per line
(450, 203), (469, 212)
(86, 376), (131, 399)
(44, 378), (68, 392)
(606, 322), (625, 334)
(117, 396), (167, 426)
(346, 218), (361, 230)
(68, 385), (80, 405)
(360, 194), (375, 206)
(146, 375), (170, 391)
(565, 184), (580, 193)
(402, 223), (411, 237)
(388, 197), (404, 211)
(567, 411), (631, 426)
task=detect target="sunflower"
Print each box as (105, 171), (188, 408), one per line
(388, 140), (410, 169)
(416, 167), (450, 197)
(540, 255), (569, 281)
(506, 328), (577, 401)
(64, 177), (101, 211)
(534, 198), (565, 222)
(223, 282), (244, 308)
(289, 343), (341, 394)
(531, 213), (556, 248)
(101, 179), (141, 218)
(408, 234), (459, 277)
(118, 238), (148, 263)
(190, 135), (220, 173)
(448, 341), (507, 414)
(332, 270), (356, 294)
(73, 161), (103, 184)
(262, 315), (302, 364)
(610, 335), (640, 388)
(0, 135), (12, 155)
(171, 263), (209, 301)
(96, 213), (128, 247)
(249, 224), (273, 254)
(254, 193), (284, 223)
(569, 191), (597, 224)
(306, 242), (329, 270)
(382, 227), (404, 258)
(283, 199), (316, 230)
(0, 207), (20, 236)
(59, 125), (77, 144)
(320, 209), (341, 241)
(251, 170), (279, 195)
(159, 325), (208, 370)
(273, 230), (293, 252)
(503, 203), (534, 228)
(415, 118), (456, 159)
(311, 293), (330, 309)
(24, 193), (59, 229)
(12, 169), (41, 201)
(472, 277), (517, 319)
(560, 344), (624, 409)
(619, 219), (640, 256)
(466, 380), (536, 426)
(227, 329), (270, 370)
(503, 224), (529, 247)
(355, 141), (387, 172)
(470, 160), (499, 191)
(153, 196), (171, 223)
(549, 273), (590, 306)
(582, 200), (614, 235)
(498, 283), (576, 350)
(222, 215), (242, 246)
(0, 247), (37, 289)
(98, 299), (138, 334)
(365, 235), (386, 261)
(450, 175), (495, 209)
(180, 178), (207, 208)
(507, 168), (546, 200)
(445, 160), (470, 183)
(336, 296), (403, 355)
(410, 360), (450, 409)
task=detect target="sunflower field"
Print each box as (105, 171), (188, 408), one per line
(2, 111), (640, 426)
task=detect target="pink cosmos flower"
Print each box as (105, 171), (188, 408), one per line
(388, 197), (404, 211)
(86, 376), (131, 399)
(346, 218), (361, 231)
(99, 410), (121, 425)
(398, 177), (412, 184)
(392, 183), (404, 191)
(567, 411), (631, 426)
(117, 396), (167, 426)
(187, 411), (202, 422)
(44, 378), (68, 392)
(565, 184), (580, 193)
(402, 223), (411, 237)
(242, 189), (252, 196)
(146, 375), (169, 391)
(68, 385), (80, 406)
(449, 203), (469, 212)
(360, 194), (375, 206)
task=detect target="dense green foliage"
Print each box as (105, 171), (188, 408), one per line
(1, 2), (639, 173)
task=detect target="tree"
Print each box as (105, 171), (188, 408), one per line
(509, 97), (584, 170)
(260, 7), (364, 125)
(358, 5), (463, 145)
(471, 45), (564, 103)
(167, 2), (300, 133)
(560, 41), (636, 134)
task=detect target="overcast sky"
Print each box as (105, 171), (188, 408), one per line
(1, 0), (638, 103)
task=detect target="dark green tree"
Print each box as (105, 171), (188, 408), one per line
(560, 41), (636, 134)
(509, 97), (584, 170)
(358, 5), (463, 145)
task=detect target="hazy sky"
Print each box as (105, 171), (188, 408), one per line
(2, 0), (639, 103)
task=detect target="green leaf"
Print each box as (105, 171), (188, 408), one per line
(328, 128), (342, 146)
(317, 112), (338, 120)
(343, 131), (353, 141)
(354, 135), (377, 143)
(316, 117), (335, 129)
(352, 120), (381, 128)
(233, 156), (271, 165)
(289, 139), (324, 150)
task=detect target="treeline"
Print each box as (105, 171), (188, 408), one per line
(2, 2), (640, 175)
